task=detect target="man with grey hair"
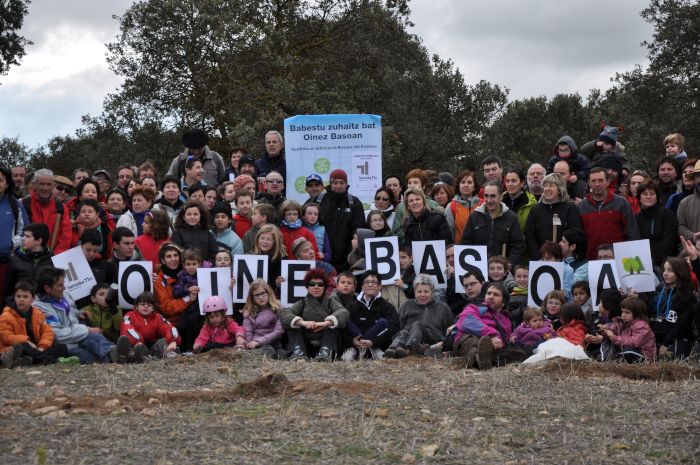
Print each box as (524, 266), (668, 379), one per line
(255, 130), (287, 195)
(526, 163), (546, 199)
(21, 168), (72, 254)
(166, 129), (226, 186)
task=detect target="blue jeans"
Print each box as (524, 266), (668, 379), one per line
(69, 333), (115, 364)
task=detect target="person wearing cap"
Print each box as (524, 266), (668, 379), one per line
(318, 169), (365, 272)
(91, 169), (112, 197)
(255, 131), (286, 195)
(677, 159), (700, 242)
(52, 176), (74, 204)
(166, 129), (226, 187)
(577, 167), (639, 259)
(304, 174), (324, 204)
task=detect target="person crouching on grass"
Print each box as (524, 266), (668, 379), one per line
(116, 291), (180, 362)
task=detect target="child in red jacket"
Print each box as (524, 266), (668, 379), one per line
(193, 296), (245, 353)
(116, 292), (181, 362)
(557, 302), (588, 347)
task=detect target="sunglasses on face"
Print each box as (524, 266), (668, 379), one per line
(266, 179), (283, 184)
(307, 281), (325, 288)
(55, 185), (71, 192)
(375, 196), (389, 201)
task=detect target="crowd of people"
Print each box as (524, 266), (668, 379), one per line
(1, 126), (699, 369)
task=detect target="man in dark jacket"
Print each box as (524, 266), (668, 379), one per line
(318, 169), (365, 272)
(166, 129), (226, 187)
(255, 131), (287, 195)
(342, 270), (400, 360)
(460, 181), (525, 267)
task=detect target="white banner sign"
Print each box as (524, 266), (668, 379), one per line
(453, 245), (488, 294)
(613, 239), (655, 293)
(51, 246), (96, 301)
(365, 236), (400, 285)
(588, 260), (622, 306)
(528, 261), (564, 307)
(197, 268), (233, 315)
(117, 261), (153, 309)
(280, 260), (315, 308)
(232, 255), (269, 303)
(412, 240), (447, 290)
(284, 114), (382, 208)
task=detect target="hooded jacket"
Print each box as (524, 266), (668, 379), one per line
(318, 187), (366, 272)
(121, 310), (181, 346)
(22, 192), (72, 254)
(503, 190), (537, 233)
(34, 292), (88, 349)
(547, 136), (590, 181)
(280, 294), (350, 331)
(0, 192), (27, 259)
(455, 303), (512, 344)
(603, 317), (656, 361)
(460, 203), (525, 266)
(0, 304), (55, 352)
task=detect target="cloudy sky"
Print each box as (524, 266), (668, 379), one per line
(0, 0), (652, 148)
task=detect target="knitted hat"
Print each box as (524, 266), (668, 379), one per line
(232, 174), (255, 191)
(598, 125), (619, 146)
(182, 129), (209, 149)
(239, 157), (256, 169)
(292, 237), (312, 258)
(330, 169), (348, 183)
(211, 201), (232, 218)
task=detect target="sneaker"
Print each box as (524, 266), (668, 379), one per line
(384, 348), (397, 359)
(393, 347), (410, 359)
(151, 339), (168, 358)
(132, 344), (149, 363)
(13, 356), (33, 368)
(369, 347), (384, 360)
(341, 347), (358, 362)
(58, 356), (80, 365)
(1, 345), (22, 369)
(476, 336), (493, 370)
(288, 345), (307, 361)
(116, 336), (131, 364)
(314, 346), (334, 362)
(165, 350), (179, 359)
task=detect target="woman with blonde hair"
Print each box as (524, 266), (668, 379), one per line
(252, 224), (287, 292)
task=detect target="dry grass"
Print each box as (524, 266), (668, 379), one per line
(1, 352), (699, 464)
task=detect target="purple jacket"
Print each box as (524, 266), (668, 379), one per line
(243, 308), (284, 347)
(604, 317), (657, 361)
(456, 304), (512, 344)
(172, 269), (198, 298)
(513, 321), (557, 347)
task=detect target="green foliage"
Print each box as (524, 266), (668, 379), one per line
(622, 256), (645, 274)
(0, 0), (32, 75)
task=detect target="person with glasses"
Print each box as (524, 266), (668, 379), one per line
(280, 268), (349, 361)
(256, 170), (286, 219)
(460, 180), (525, 268)
(52, 176), (74, 204)
(341, 270), (399, 361)
(255, 131), (287, 196)
(366, 187), (396, 226)
(241, 278), (284, 358)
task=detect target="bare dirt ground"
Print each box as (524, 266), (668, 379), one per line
(1, 352), (699, 465)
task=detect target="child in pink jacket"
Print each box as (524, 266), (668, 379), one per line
(600, 296), (656, 362)
(510, 307), (557, 349)
(193, 296), (245, 353)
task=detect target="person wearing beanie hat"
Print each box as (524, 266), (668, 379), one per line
(232, 174), (257, 197)
(598, 125), (619, 146)
(211, 201), (243, 256)
(580, 124), (629, 169)
(238, 157), (257, 177)
(255, 131), (286, 196)
(318, 168), (366, 272)
(166, 129), (226, 186)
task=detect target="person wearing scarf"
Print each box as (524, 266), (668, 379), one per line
(278, 200), (319, 259)
(154, 243), (191, 327)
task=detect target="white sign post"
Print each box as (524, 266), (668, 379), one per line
(51, 246), (97, 301)
(117, 261), (153, 309)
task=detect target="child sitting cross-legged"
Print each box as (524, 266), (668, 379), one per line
(0, 281), (69, 367)
(116, 292), (181, 362)
(193, 296), (245, 354)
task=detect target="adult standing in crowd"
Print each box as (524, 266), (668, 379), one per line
(255, 131), (286, 195)
(526, 163), (546, 200)
(21, 169), (72, 255)
(445, 170), (481, 245)
(0, 166), (29, 298)
(666, 159), (697, 213)
(116, 165), (138, 191)
(461, 180), (525, 267)
(318, 169), (365, 272)
(635, 180), (678, 268)
(677, 159), (700, 242)
(552, 160), (587, 201)
(578, 167), (639, 259)
(402, 188), (452, 247)
(503, 168), (536, 233)
(524, 173), (581, 260)
(655, 158), (680, 207)
(52, 176), (74, 205)
(11, 165), (28, 198)
(167, 129), (226, 187)
(256, 170), (286, 218)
